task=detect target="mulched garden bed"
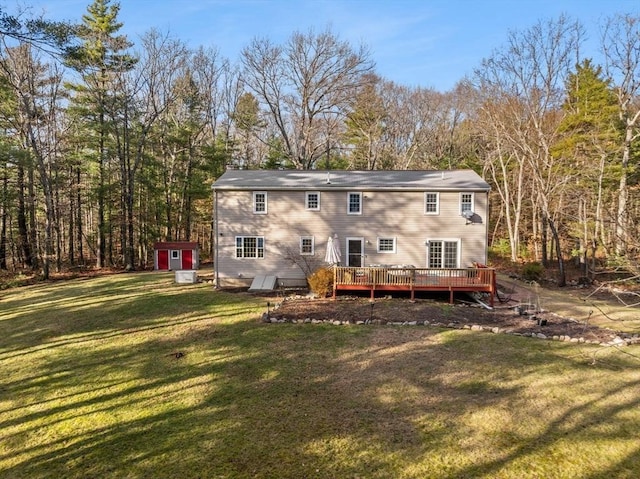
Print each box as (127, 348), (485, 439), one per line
(267, 293), (637, 346)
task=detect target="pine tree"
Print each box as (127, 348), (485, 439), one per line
(553, 59), (621, 271)
(65, 0), (136, 268)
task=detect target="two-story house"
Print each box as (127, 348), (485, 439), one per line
(212, 169), (491, 296)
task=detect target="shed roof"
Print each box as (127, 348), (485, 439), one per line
(154, 242), (199, 250)
(212, 169), (490, 191)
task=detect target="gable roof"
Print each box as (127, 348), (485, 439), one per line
(154, 242), (198, 250)
(212, 169), (490, 191)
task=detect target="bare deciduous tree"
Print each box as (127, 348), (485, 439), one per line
(242, 29), (373, 169)
(0, 43), (64, 278)
(471, 15), (584, 284)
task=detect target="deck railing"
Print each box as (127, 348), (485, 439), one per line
(333, 266), (496, 304)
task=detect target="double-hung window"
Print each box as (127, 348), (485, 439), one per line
(236, 236), (265, 258)
(305, 192), (320, 211)
(347, 192), (362, 215)
(427, 240), (459, 268)
(300, 236), (314, 255)
(460, 193), (474, 215)
(253, 191), (267, 214)
(377, 237), (396, 254)
(424, 192), (439, 214)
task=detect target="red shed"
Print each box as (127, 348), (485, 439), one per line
(153, 242), (199, 271)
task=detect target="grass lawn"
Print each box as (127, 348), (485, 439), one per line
(1, 272), (640, 478)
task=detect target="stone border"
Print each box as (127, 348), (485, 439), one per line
(262, 301), (640, 348)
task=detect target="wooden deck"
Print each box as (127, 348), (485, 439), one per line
(332, 266), (497, 306)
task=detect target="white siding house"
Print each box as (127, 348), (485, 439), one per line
(211, 169), (491, 288)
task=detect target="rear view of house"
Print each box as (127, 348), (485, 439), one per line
(211, 170), (491, 291)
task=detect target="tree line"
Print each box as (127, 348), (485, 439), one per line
(0, 0), (638, 283)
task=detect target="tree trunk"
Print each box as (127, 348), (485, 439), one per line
(25, 126), (55, 280)
(27, 164), (38, 269)
(548, 216), (566, 287)
(0, 167), (7, 270)
(615, 125), (633, 256)
(76, 166), (84, 264)
(68, 165), (75, 265)
(97, 122), (106, 268)
(616, 169), (627, 256)
(541, 215), (548, 267)
(579, 197), (588, 277)
(16, 162), (34, 269)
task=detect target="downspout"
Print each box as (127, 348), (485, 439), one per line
(485, 190), (490, 265)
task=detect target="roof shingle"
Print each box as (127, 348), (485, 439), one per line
(212, 169), (490, 191)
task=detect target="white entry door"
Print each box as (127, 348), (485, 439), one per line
(346, 238), (364, 267)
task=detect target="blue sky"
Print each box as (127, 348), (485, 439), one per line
(35, 0), (640, 91)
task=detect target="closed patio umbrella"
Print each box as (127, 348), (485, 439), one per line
(324, 234), (342, 265)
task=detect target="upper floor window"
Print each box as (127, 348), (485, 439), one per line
(424, 192), (439, 215)
(236, 236), (265, 258)
(347, 192), (362, 215)
(377, 237), (396, 253)
(460, 193), (474, 215)
(305, 192), (320, 211)
(253, 191), (267, 214)
(300, 236), (315, 255)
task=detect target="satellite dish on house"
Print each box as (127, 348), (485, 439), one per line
(462, 210), (475, 219)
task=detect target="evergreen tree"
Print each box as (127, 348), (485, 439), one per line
(554, 59), (621, 269)
(65, 0), (136, 268)
(343, 79), (386, 170)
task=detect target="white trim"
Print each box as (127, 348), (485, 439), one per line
(235, 236), (265, 258)
(424, 192), (440, 215)
(377, 237), (397, 254)
(345, 237), (365, 267)
(460, 192), (474, 216)
(425, 238), (461, 268)
(305, 191), (321, 211)
(253, 191), (268, 214)
(347, 192), (362, 215)
(300, 235), (315, 255)
(170, 250), (180, 260)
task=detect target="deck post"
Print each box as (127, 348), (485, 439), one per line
(332, 266), (337, 300)
(490, 269), (496, 307)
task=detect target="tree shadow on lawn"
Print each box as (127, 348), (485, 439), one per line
(0, 277), (255, 358)
(3, 294), (640, 478)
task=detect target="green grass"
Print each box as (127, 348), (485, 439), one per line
(2, 272), (640, 478)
